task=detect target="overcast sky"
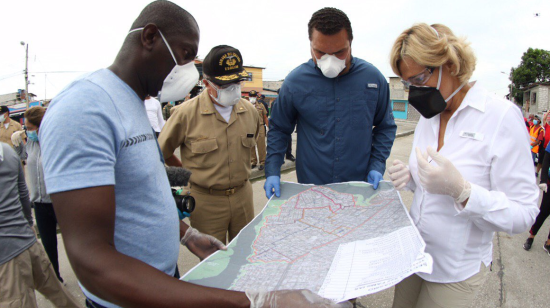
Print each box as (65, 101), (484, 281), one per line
(1, 0), (549, 101)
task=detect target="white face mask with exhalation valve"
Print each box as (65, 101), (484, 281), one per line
(128, 28), (199, 103)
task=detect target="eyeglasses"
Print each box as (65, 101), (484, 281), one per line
(401, 67), (435, 89)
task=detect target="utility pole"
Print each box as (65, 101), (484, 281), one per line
(24, 44), (29, 109)
(21, 41), (29, 109)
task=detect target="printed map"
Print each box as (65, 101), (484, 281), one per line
(182, 181), (431, 301)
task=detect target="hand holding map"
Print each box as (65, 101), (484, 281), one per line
(246, 289), (352, 308)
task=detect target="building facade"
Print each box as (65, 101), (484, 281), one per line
(242, 66), (265, 96)
(0, 90), (37, 106)
(522, 82), (550, 116)
(389, 77), (421, 122)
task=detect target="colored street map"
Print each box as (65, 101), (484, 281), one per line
(181, 181), (432, 302)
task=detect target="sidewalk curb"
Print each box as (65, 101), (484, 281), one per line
(250, 129), (415, 182)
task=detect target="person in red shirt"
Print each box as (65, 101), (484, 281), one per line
(537, 111), (550, 175)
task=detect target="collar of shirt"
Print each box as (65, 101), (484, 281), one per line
(454, 81), (486, 114)
(426, 81), (486, 134)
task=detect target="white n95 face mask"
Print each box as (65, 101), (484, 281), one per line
(315, 53), (347, 78)
(128, 28), (199, 103)
(207, 80), (241, 107)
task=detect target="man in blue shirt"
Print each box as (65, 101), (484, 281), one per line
(264, 7), (397, 198)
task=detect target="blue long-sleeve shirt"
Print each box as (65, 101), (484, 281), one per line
(265, 57), (397, 185)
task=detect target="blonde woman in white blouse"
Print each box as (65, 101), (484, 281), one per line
(388, 23), (539, 308)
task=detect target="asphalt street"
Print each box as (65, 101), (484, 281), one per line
(36, 121), (550, 308)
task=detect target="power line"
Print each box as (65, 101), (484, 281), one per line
(30, 71), (88, 74)
(0, 72), (23, 81)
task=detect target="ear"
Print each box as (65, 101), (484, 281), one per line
(141, 23), (160, 52)
(203, 79), (215, 96)
(445, 61), (457, 75)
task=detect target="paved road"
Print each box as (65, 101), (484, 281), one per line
(38, 129), (550, 307)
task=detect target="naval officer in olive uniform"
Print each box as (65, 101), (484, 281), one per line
(159, 45), (260, 244)
(249, 90), (268, 170)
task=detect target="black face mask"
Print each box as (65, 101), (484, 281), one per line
(408, 86), (447, 119)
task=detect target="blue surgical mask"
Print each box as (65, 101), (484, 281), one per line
(533, 120), (539, 125)
(27, 130), (39, 142)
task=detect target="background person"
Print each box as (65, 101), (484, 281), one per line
(388, 23), (539, 308)
(523, 139), (550, 255)
(0, 105), (25, 148)
(144, 95), (166, 138)
(0, 142), (79, 308)
(264, 7), (396, 198)
(258, 94), (269, 117)
(536, 111), (550, 175)
(249, 90), (268, 170)
(530, 115), (544, 168)
(12, 106), (65, 283)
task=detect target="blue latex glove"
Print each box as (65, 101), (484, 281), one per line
(367, 170), (383, 190)
(264, 176), (281, 199)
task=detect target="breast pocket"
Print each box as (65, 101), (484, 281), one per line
(294, 93), (328, 130)
(351, 89), (378, 129)
(190, 138), (219, 168)
(241, 135), (257, 148)
(241, 135), (257, 162)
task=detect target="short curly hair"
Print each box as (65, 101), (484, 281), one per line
(308, 8), (353, 41)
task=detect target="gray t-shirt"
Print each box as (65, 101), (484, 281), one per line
(16, 139), (51, 203)
(0, 142), (35, 265)
(40, 69), (180, 308)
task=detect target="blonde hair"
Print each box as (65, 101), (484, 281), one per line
(390, 23), (476, 84)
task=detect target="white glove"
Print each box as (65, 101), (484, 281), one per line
(388, 160), (411, 190)
(11, 130), (25, 147)
(539, 183), (548, 193)
(246, 289), (352, 308)
(181, 227), (226, 261)
(416, 147), (471, 203)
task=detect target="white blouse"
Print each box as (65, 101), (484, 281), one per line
(406, 82), (539, 283)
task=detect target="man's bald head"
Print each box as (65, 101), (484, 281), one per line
(110, 0), (200, 100)
(130, 0), (199, 38)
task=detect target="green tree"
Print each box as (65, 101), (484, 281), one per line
(509, 48), (550, 103)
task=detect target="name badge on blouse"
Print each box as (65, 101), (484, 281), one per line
(460, 131), (484, 141)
